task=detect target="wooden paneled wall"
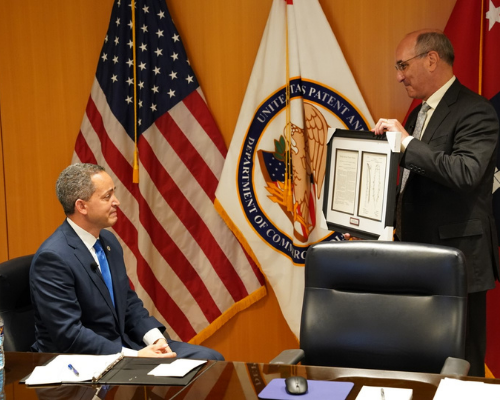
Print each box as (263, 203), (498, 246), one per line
(0, 0), (455, 362)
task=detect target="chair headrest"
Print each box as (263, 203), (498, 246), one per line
(305, 241), (467, 297)
(0, 254), (34, 311)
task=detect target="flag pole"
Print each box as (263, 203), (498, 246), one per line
(131, 0), (140, 183)
(284, 1), (293, 213)
(478, 0), (484, 95)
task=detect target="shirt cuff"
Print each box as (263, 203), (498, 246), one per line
(143, 328), (165, 346)
(401, 136), (414, 152)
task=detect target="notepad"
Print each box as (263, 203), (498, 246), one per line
(25, 353), (123, 385)
(148, 359), (206, 377)
(355, 386), (413, 400)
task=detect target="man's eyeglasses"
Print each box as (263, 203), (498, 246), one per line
(395, 52), (429, 71)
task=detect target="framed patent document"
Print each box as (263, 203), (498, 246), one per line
(322, 129), (401, 240)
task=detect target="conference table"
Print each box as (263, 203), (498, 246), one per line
(2, 351), (500, 399)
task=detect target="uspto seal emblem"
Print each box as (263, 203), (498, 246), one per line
(237, 78), (370, 265)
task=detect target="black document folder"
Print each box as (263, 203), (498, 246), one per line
(22, 356), (209, 387)
(99, 357), (206, 386)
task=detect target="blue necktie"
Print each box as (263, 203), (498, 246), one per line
(94, 239), (115, 307)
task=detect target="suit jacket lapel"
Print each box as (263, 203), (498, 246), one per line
(402, 80), (462, 190)
(420, 79), (460, 144)
(61, 221), (118, 320)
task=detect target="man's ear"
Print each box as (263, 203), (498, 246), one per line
(74, 199), (88, 215)
(427, 50), (439, 71)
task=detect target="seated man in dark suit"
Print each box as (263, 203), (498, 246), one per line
(30, 163), (223, 359)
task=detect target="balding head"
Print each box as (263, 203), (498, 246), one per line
(414, 30), (454, 66)
(395, 29), (454, 100)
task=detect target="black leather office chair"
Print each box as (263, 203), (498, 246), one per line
(271, 241), (470, 375)
(0, 254), (35, 351)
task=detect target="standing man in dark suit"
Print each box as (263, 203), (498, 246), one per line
(30, 163), (223, 360)
(373, 30), (500, 376)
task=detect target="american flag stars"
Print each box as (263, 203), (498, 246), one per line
(95, 0), (198, 140)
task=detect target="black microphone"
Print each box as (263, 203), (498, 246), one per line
(90, 262), (98, 272)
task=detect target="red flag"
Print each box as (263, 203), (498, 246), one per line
(73, 0), (265, 344)
(405, 0), (500, 377)
(443, 0), (500, 379)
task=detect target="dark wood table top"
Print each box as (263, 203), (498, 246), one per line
(3, 351), (500, 399)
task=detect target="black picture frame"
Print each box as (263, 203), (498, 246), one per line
(322, 129), (401, 240)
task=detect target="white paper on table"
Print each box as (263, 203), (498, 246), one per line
(356, 386), (413, 400)
(147, 359), (206, 377)
(25, 353), (123, 385)
(433, 378), (500, 400)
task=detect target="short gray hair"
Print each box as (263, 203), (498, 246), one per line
(415, 31), (454, 66)
(56, 163), (105, 215)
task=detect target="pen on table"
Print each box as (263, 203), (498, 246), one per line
(68, 364), (80, 376)
(380, 388), (385, 400)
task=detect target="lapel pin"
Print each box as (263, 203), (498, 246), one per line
(107, 246), (111, 251)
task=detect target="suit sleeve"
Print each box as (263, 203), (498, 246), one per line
(121, 277), (166, 343)
(30, 250), (123, 354)
(403, 98), (499, 192)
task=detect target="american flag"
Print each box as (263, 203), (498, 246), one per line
(73, 0), (266, 343)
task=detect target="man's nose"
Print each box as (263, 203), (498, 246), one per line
(396, 70), (405, 83)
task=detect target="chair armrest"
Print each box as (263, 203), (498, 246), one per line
(440, 357), (470, 376)
(269, 349), (305, 365)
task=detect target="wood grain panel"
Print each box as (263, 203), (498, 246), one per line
(0, 0), (113, 258)
(0, 118), (7, 262)
(0, 0), (456, 362)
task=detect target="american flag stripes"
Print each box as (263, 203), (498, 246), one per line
(73, 0), (265, 343)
